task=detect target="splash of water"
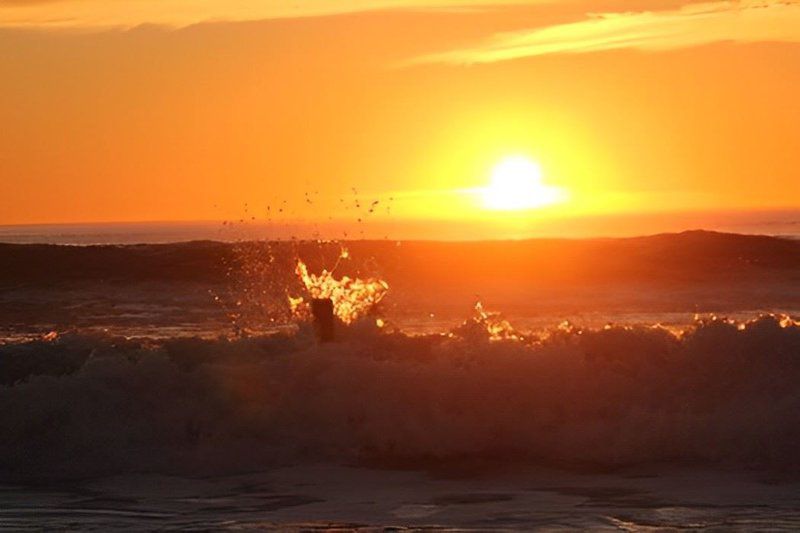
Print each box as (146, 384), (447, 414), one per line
(451, 301), (523, 341)
(213, 241), (299, 336)
(289, 249), (389, 325)
(213, 190), (395, 335)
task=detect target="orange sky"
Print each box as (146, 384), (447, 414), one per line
(1, 0), (799, 236)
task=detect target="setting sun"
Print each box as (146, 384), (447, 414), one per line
(482, 156), (567, 211)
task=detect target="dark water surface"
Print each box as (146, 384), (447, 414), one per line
(2, 232), (800, 529)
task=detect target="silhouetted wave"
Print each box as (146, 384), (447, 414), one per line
(2, 315), (799, 481)
(1, 230), (799, 285)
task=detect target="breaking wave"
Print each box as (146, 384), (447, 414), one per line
(2, 314), (800, 481)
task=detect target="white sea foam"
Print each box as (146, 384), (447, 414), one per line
(1, 314), (799, 480)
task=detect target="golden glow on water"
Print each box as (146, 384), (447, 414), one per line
(289, 253), (389, 325)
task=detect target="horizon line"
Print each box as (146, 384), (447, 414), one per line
(1, 206), (799, 229)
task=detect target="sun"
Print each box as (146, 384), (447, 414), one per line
(482, 156), (566, 211)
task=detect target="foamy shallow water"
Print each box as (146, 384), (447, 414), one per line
(3, 316), (800, 479)
(4, 465), (800, 530)
(4, 315), (800, 529)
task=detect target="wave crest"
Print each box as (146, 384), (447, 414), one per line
(2, 314), (800, 480)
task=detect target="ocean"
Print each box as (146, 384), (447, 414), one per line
(1, 211), (799, 245)
(1, 229), (800, 529)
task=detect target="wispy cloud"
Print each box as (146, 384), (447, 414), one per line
(414, 1), (800, 64)
(0, 0), (545, 29)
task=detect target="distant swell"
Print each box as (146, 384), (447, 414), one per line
(2, 315), (800, 481)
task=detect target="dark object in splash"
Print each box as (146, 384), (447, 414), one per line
(311, 298), (335, 342)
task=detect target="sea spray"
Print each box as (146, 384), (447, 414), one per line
(213, 191), (393, 336)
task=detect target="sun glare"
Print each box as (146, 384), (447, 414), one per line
(482, 156), (566, 211)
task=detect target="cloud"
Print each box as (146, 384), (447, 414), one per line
(413, 0), (800, 64)
(0, 0), (546, 29)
